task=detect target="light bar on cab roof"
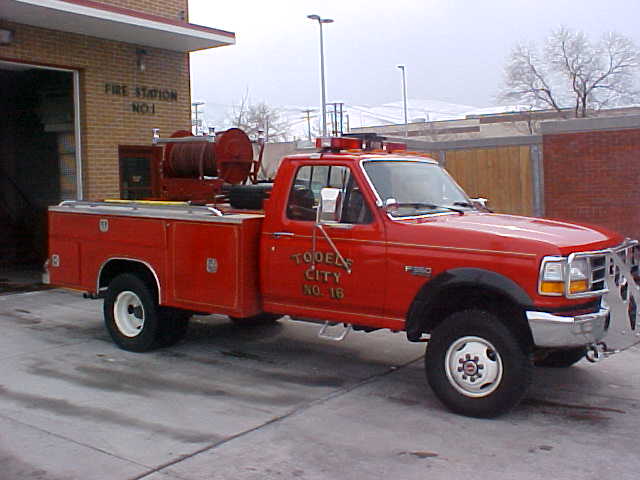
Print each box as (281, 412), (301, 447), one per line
(315, 136), (408, 153)
(315, 137), (362, 151)
(384, 142), (407, 153)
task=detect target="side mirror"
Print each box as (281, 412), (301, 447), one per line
(318, 187), (343, 223)
(383, 197), (399, 213)
(471, 197), (490, 211)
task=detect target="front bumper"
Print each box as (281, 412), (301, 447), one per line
(526, 308), (609, 348)
(527, 239), (640, 353)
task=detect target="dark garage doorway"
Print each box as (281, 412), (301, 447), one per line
(0, 61), (79, 289)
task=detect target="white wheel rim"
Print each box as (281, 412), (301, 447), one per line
(113, 291), (145, 337)
(444, 335), (503, 398)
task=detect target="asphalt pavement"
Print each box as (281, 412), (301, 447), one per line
(0, 289), (638, 480)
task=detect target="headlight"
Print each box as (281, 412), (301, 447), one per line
(539, 257), (590, 296)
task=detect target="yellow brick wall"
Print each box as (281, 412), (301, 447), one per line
(0, 20), (191, 200)
(90, 0), (188, 21)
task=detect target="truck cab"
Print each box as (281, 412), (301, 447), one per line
(257, 136), (640, 416)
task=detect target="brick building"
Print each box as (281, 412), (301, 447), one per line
(0, 0), (234, 266)
(541, 116), (640, 241)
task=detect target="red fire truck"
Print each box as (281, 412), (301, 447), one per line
(45, 132), (640, 418)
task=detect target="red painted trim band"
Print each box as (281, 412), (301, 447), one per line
(44, 0), (236, 39)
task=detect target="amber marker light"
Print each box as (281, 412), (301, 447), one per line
(569, 279), (589, 294)
(539, 257), (590, 296)
(540, 281), (564, 295)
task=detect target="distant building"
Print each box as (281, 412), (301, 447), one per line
(351, 105), (640, 141)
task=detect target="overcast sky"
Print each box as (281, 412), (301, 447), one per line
(189, 0), (640, 119)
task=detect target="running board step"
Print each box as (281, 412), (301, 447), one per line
(318, 322), (352, 341)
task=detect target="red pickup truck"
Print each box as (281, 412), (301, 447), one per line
(45, 135), (640, 417)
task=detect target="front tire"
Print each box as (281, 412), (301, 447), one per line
(104, 273), (160, 352)
(425, 309), (532, 418)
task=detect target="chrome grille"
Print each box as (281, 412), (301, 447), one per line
(590, 255), (607, 292)
(567, 240), (639, 298)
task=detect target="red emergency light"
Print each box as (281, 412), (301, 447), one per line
(384, 141), (407, 153)
(315, 136), (362, 151)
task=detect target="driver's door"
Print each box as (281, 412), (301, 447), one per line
(265, 163), (386, 318)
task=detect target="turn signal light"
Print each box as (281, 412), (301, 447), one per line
(540, 281), (564, 294)
(540, 279), (588, 295)
(569, 279), (588, 294)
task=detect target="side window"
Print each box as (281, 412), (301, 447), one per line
(341, 176), (373, 224)
(287, 165), (321, 221)
(286, 165), (372, 224)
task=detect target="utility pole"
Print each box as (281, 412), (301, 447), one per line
(326, 102), (345, 135)
(302, 109), (313, 141)
(191, 101), (204, 135)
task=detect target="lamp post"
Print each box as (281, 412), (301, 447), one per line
(397, 65), (408, 137)
(307, 14), (333, 137)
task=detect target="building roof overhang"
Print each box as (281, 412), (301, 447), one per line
(0, 0), (235, 52)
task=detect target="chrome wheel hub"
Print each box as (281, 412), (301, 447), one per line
(445, 336), (503, 398)
(113, 291), (145, 337)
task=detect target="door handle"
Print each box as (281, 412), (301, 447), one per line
(324, 223), (353, 230)
(272, 231), (295, 239)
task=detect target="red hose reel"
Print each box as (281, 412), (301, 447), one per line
(158, 128), (260, 203)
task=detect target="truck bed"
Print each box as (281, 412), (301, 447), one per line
(47, 201), (265, 318)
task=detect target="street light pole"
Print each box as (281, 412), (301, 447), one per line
(307, 14), (333, 137)
(397, 65), (408, 137)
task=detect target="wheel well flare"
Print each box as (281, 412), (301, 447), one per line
(406, 269), (533, 348)
(98, 259), (160, 300)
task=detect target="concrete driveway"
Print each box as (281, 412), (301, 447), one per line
(0, 289), (638, 480)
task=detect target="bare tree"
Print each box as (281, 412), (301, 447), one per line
(229, 88), (250, 128)
(502, 43), (564, 114)
(501, 27), (640, 117)
(227, 98), (292, 142)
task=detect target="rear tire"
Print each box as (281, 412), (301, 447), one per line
(103, 273), (160, 352)
(425, 309), (532, 418)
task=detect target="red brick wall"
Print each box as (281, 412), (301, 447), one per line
(0, 20), (191, 200)
(543, 129), (640, 239)
(87, 0), (188, 20)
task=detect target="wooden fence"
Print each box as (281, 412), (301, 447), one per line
(445, 145), (534, 216)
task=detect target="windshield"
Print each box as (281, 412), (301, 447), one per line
(363, 160), (471, 217)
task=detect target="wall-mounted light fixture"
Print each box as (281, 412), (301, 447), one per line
(135, 48), (147, 72)
(0, 29), (14, 46)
